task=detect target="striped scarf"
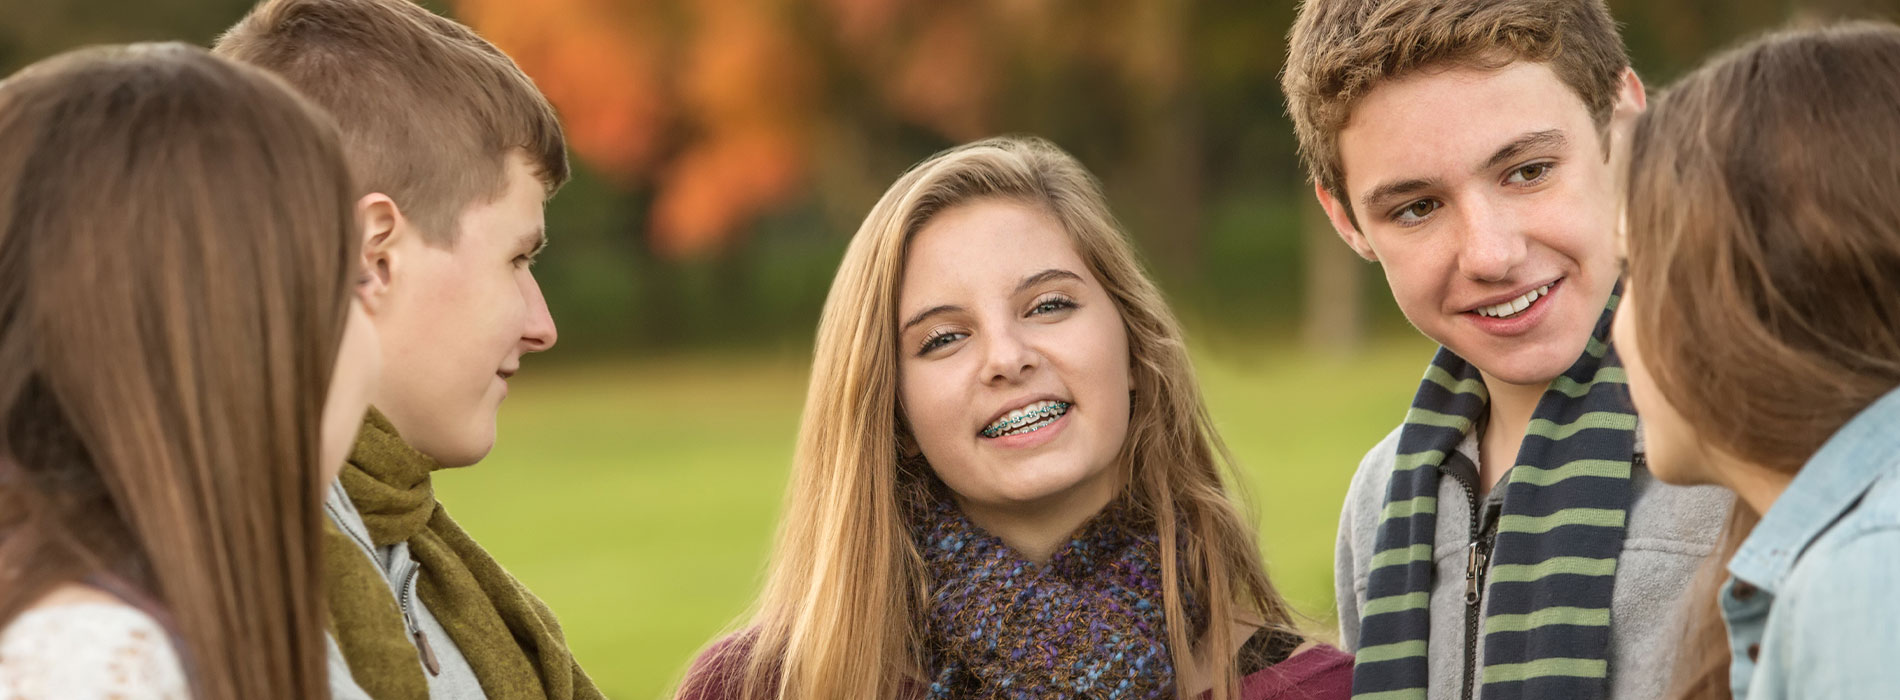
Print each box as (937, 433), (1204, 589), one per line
(1351, 290), (1637, 700)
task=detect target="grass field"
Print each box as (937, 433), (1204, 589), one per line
(435, 334), (1437, 699)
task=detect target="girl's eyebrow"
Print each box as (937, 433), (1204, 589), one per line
(1014, 268), (1083, 294)
(900, 268), (1084, 333)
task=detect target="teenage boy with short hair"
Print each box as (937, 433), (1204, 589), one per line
(215, 1), (599, 697)
(1281, 2), (1729, 698)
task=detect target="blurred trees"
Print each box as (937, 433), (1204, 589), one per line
(5, 0), (1898, 356)
(443, 0), (1329, 354)
(450, 0), (1297, 267)
(444, 0), (1899, 357)
(0, 0), (252, 71)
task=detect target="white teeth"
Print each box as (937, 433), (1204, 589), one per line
(1476, 284), (1551, 319)
(981, 400), (1071, 437)
(1005, 400), (1056, 423)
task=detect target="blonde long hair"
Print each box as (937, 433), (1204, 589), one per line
(699, 136), (1296, 699)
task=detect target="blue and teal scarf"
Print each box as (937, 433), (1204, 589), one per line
(1351, 290), (1637, 700)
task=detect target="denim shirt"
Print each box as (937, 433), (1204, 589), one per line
(1722, 386), (1900, 699)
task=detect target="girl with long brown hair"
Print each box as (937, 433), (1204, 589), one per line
(677, 136), (1351, 700)
(0, 43), (378, 698)
(1614, 20), (1900, 700)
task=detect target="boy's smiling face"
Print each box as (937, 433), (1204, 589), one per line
(1318, 61), (1637, 388)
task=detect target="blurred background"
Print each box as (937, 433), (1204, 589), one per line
(5, 0), (1897, 696)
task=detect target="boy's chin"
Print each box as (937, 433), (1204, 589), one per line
(419, 418), (498, 468)
(1442, 332), (1589, 389)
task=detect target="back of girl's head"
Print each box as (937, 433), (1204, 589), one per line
(1626, 20), (1900, 474)
(1624, 21), (1900, 700)
(0, 43), (357, 699)
(720, 136), (1291, 700)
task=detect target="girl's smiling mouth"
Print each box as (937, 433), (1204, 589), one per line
(980, 400), (1071, 438)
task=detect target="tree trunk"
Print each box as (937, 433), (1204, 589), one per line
(1301, 200), (1365, 355)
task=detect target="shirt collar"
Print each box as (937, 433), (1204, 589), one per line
(1729, 386), (1900, 592)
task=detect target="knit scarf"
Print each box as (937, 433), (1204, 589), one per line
(910, 489), (1205, 699)
(323, 409), (602, 700)
(1351, 289), (1637, 700)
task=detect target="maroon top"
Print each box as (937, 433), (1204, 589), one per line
(1229, 644), (1353, 700)
(679, 635), (1354, 700)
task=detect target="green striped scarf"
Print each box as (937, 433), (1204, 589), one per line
(1351, 290), (1636, 700)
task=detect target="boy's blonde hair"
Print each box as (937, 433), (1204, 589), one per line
(216, 0), (568, 244)
(1281, 0), (1628, 225)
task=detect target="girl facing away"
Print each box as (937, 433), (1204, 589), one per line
(678, 135), (1352, 700)
(1613, 20), (1900, 700)
(0, 44), (379, 699)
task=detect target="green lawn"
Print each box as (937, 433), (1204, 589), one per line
(435, 335), (1436, 699)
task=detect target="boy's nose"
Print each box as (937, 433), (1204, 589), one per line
(1457, 200), (1528, 282)
(520, 273), (557, 352)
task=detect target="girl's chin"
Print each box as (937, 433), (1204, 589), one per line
(960, 468), (1120, 514)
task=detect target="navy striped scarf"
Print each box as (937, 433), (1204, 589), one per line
(1351, 290), (1636, 700)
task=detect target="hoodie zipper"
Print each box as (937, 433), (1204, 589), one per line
(1446, 469), (1501, 700)
(397, 561), (442, 676)
(326, 488), (441, 677)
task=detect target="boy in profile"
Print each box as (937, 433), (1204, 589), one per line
(217, 1), (599, 697)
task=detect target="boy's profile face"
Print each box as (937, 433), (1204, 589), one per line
(373, 152), (557, 467)
(1317, 61), (1633, 388)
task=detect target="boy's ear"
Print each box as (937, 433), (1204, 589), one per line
(1316, 181), (1378, 262)
(1606, 68), (1649, 180)
(1609, 69), (1648, 151)
(1614, 68), (1648, 119)
(354, 192), (405, 314)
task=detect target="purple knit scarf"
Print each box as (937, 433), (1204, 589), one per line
(910, 489), (1206, 699)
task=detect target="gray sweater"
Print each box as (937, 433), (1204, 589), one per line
(324, 480), (488, 699)
(1334, 426), (1731, 700)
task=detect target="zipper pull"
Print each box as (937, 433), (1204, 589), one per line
(1464, 540), (1487, 605)
(414, 629), (442, 676)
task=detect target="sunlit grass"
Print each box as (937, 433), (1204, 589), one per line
(436, 335), (1436, 699)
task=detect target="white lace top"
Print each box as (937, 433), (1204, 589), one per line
(0, 602), (189, 699)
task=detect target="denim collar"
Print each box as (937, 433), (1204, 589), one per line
(1729, 386), (1900, 593)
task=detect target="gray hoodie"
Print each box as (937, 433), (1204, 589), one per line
(1335, 425), (1731, 700)
(324, 480), (488, 699)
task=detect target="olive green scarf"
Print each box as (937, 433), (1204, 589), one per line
(324, 409), (601, 700)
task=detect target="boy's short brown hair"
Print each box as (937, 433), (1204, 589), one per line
(215, 0), (568, 245)
(1281, 0), (1628, 224)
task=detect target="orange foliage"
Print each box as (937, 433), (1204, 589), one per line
(455, 0), (826, 258)
(451, 0), (1054, 258)
(455, 0), (668, 179)
(889, 6), (991, 141)
(654, 1), (815, 257)
(651, 125), (805, 257)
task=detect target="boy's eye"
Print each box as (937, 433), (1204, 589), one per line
(1395, 199), (1441, 223)
(1507, 162), (1552, 184)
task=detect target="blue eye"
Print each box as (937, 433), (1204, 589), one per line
(1029, 296), (1077, 316)
(919, 330), (965, 354)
